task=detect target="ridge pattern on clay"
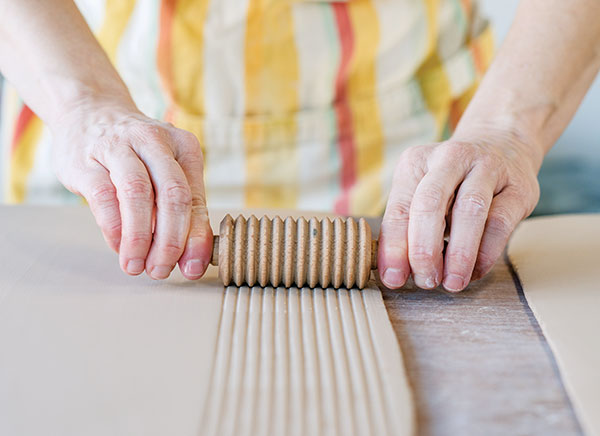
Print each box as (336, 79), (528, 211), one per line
(200, 285), (413, 436)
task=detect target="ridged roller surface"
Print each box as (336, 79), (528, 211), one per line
(217, 215), (374, 289)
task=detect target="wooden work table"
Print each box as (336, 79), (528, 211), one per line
(367, 218), (582, 436)
(0, 206), (582, 435)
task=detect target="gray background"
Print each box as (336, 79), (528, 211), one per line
(1, 1), (598, 212)
(481, 0), (600, 214)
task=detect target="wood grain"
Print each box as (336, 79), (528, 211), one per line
(366, 217), (583, 436)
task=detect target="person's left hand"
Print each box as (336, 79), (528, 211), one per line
(377, 129), (542, 292)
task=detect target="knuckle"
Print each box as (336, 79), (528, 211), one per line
(181, 148), (205, 170)
(454, 192), (489, 217)
(90, 183), (117, 205)
(394, 146), (430, 182)
(513, 180), (540, 216)
(412, 185), (444, 213)
(486, 209), (514, 237)
(384, 198), (412, 225)
(123, 230), (151, 246)
(476, 250), (497, 273)
(409, 244), (436, 265)
(510, 182), (529, 198)
(101, 219), (122, 236)
(393, 162), (423, 186)
(192, 223), (212, 241)
(139, 125), (166, 143)
(177, 136), (204, 166)
(439, 141), (467, 161)
(163, 240), (186, 254)
(191, 195), (208, 214)
(152, 240), (186, 262)
(477, 153), (498, 171)
(400, 145), (425, 162)
(179, 130), (201, 148)
(161, 181), (192, 211)
(447, 248), (476, 269)
(171, 128), (201, 149)
(121, 175), (153, 202)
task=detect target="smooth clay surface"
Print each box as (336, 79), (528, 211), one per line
(508, 214), (600, 436)
(0, 206), (414, 436)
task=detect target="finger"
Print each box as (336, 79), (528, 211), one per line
(378, 150), (426, 289)
(171, 131), (213, 280)
(100, 148), (154, 276)
(76, 163), (122, 253)
(133, 142), (192, 280)
(442, 169), (496, 292)
(472, 187), (526, 280)
(408, 162), (467, 289)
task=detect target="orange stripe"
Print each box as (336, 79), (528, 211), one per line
(460, 0), (472, 17)
(332, 4), (356, 215)
(449, 82), (477, 130)
(452, 28), (495, 131)
(11, 105), (35, 153)
(169, 0), (211, 118)
(346, 0), (383, 215)
(470, 26), (494, 77)
(470, 42), (484, 75)
(8, 113), (44, 203)
(158, 0), (176, 119)
(96, 0), (137, 63)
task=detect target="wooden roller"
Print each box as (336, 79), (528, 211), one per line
(209, 215), (378, 289)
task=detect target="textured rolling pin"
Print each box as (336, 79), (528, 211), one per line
(210, 215), (378, 289)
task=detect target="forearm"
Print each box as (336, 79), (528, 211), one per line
(0, 0), (135, 128)
(455, 0), (600, 168)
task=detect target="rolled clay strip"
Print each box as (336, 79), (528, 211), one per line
(212, 215), (377, 289)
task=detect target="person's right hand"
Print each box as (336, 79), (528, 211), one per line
(51, 99), (213, 281)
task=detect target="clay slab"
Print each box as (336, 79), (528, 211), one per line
(508, 214), (600, 436)
(0, 206), (414, 436)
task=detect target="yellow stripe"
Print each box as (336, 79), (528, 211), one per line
(347, 0), (384, 215)
(244, 0), (299, 208)
(96, 0), (137, 63)
(451, 26), (496, 129)
(169, 0), (211, 131)
(474, 25), (495, 76)
(416, 0), (452, 138)
(416, 52), (453, 136)
(8, 117), (44, 203)
(422, 0), (441, 57)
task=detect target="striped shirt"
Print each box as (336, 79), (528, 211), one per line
(0, 0), (493, 216)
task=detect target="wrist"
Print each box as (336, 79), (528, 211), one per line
(48, 80), (139, 133)
(451, 114), (546, 173)
(44, 70), (138, 130)
(452, 72), (561, 172)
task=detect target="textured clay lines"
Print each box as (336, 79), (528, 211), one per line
(199, 285), (414, 436)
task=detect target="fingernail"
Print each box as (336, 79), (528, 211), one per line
(426, 276), (438, 288)
(149, 265), (172, 280)
(126, 259), (145, 275)
(382, 268), (407, 288)
(183, 259), (206, 278)
(414, 274), (438, 290)
(443, 274), (465, 292)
